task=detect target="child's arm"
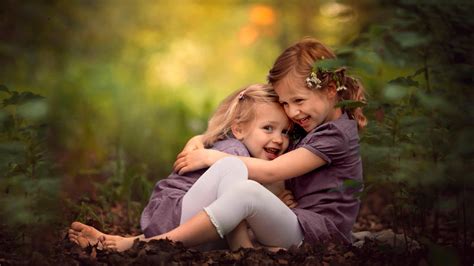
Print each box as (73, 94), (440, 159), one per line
(264, 181), (284, 195)
(263, 181), (297, 208)
(277, 189), (298, 208)
(174, 147), (326, 184)
(180, 135), (204, 153)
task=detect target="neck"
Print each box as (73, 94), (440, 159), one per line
(327, 107), (342, 122)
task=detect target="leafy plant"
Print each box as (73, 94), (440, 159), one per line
(0, 84), (60, 247)
(342, 0), (474, 258)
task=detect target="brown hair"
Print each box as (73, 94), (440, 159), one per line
(267, 37), (367, 130)
(202, 84), (280, 147)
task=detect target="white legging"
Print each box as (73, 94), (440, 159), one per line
(180, 157), (304, 248)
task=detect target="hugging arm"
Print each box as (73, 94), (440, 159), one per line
(174, 147), (326, 184)
(181, 135), (205, 152)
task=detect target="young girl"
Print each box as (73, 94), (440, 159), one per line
(174, 37), (367, 245)
(69, 84), (295, 251)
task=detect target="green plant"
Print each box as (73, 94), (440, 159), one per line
(0, 84), (60, 247)
(341, 0), (474, 259)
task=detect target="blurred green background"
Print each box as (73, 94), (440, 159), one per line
(0, 0), (370, 179)
(1, 0), (473, 260)
(0, 0), (372, 200)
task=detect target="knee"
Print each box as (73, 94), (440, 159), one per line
(234, 180), (266, 202)
(215, 157), (247, 176)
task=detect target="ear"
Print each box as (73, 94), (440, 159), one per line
(326, 82), (337, 99)
(231, 123), (245, 140)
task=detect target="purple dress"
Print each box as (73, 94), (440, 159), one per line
(140, 138), (250, 238)
(286, 113), (362, 244)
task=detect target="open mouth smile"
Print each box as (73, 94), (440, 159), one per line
(296, 116), (310, 126)
(264, 147), (281, 159)
(264, 147), (281, 155)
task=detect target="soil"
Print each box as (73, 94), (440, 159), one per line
(1, 187), (473, 265)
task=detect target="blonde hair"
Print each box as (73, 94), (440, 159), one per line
(202, 84), (279, 147)
(267, 37), (367, 130)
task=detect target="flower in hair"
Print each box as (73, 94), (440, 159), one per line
(238, 91), (246, 100)
(336, 85), (347, 92)
(306, 71), (322, 89)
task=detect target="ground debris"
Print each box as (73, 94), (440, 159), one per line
(352, 229), (421, 251)
(53, 237), (428, 265)
(2, 188), (473, 265)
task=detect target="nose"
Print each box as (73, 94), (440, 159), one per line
(286, 104), (300, 119)
(272, 132), (283, 144)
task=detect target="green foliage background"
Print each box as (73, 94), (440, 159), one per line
(0, 0), (473, 259)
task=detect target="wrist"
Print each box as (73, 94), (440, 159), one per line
(205, 155), (213, 167)
(206, 151), (216, 166)
(207, 150), (224, 166)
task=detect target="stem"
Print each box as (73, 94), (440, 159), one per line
(424, 55), (431, 92)
(402, 221), (409, 252)
(462, 181), (467, 252)
(456, 192), (460, 248)
(30, 145), (36, 179)
(432, 189), (439, 240)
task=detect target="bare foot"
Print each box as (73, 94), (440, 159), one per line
(265, 246), (286, 252)
(68, 227), (90, 248)
(101, 235), (140, 252)
(68, 221), (105, 249)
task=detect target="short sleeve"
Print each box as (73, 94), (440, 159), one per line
(300, 124), (347, 165)
(220, 145), (250, 157)
(212, 138), (250, 157)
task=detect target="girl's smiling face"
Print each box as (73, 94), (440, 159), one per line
(233, 102), (291, 160)
(275, 83), (335, 133)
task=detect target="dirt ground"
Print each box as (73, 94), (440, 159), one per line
(1, 187), (472, 265)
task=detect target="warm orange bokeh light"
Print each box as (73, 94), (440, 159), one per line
(239, 4), (275, 46)
(239, 25), (259, 45)
(249, 5), (275, 26)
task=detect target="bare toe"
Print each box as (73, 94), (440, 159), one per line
(71, 221), (87, 231)
(69, 236), (79, 245)
(77, 236), (90, 248)
(68, 229), (79, 237)
(69, 221), (105, 248)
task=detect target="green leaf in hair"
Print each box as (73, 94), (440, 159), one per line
(334, 100), (366, 109)
(312, 58), (346, 72)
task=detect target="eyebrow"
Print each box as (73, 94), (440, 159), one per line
(261, 120), (290, 128)
(279, 95), (301, 103)
(261, 120), (278, 125)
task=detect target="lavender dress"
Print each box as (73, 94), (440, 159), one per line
(140, 138), (250, 238)
(286, 113), (363, 244)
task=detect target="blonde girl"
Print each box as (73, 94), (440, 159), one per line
(69, 84), (295, 251)
(175, 37), (367, 245)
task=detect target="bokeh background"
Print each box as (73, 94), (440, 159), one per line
(1, 0), (473, 260)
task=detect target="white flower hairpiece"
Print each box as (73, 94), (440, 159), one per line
(238, 90), (246, 100)
(306, 71), (322, 89)
(336, 85), (347, 92)
(308, 59), (349, 91)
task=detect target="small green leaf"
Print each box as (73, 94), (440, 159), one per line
(392, 31), (430, 48)
(313, 58), (346, 72)
(342, 179), (364, 190)
(383, 84), (408, 100)
(3, 91), (44, 107)
(335, 100), (366, 109)
(0, 142), (25, 155)
(0, 84), (10, 94)
(328, 179), (363, 194)
(17, 100), (48, 121)
(388, 76), (419, 87)
(334, 46), (354, 56)
(411, 67), (426, 77)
